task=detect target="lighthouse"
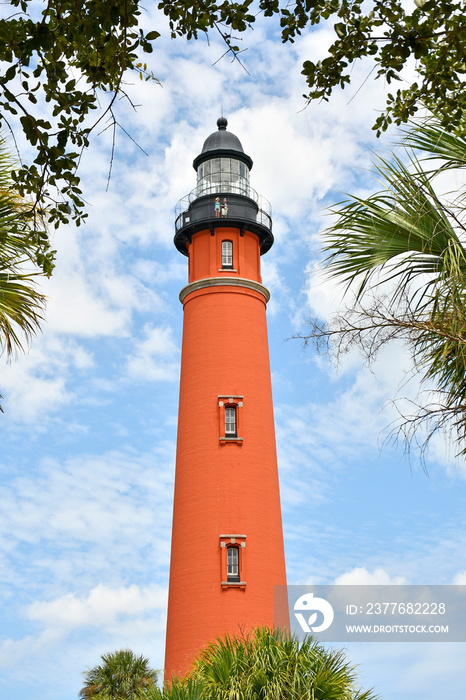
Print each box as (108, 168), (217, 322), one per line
(164, 118), (287, 679)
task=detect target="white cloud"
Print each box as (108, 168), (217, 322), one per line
(0, 589), (168, 692)
(0, 336), (92, 422)
(27, 583), (167, 632)
(44, 225), (166, 339)
(334, 567), (408, 585)
(304, 259), (352, 325)
(276, 343), (416, 476)
(125, 324), (179, 382)
(130, 259), (186, 287)
(0, 447), (174, 588)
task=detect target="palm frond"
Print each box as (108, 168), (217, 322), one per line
(0, 271), (46, 356)
(0, 138), (48, 361)
(80, 649), (159, 699)
(323, 152), (466, 307)
(402, 116), (466, 171)
(316, 112), (466, 452)
(187, 627), (379, 700)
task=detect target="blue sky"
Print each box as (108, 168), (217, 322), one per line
(1, 5), (466, 700)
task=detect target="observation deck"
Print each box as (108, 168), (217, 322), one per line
(174, 184), (273, 257)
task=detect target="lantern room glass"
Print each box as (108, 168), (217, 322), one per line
(197, 157), (250, 197)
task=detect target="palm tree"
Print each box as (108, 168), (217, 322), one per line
(80, 649), (159, 699)
(308, 115), (466, 453)
(154, 627), (378, 700)
(0, 140), (47, 359)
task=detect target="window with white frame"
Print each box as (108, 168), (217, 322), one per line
(220, 534), (246, 587)
(222, 240), (233, 269)
(227, 546), (240, 582)
(218, 395), (243, 442)
(225, 406), (237, 436)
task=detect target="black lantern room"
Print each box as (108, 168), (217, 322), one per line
(174, 118), (273, 256)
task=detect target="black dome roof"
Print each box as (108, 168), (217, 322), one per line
(193, 118), (253, 170)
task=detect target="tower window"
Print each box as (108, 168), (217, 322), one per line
(227, 546), (240, 582)
(222, 240), (233, 269)
(220, 534), (246, 587)
(225, 406), (237, 436)
(218, 395), (243, 443)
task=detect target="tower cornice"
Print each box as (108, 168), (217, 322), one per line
(179, 276), (270, 304)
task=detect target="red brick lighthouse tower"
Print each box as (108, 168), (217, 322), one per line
(165, 118), (287, 679)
